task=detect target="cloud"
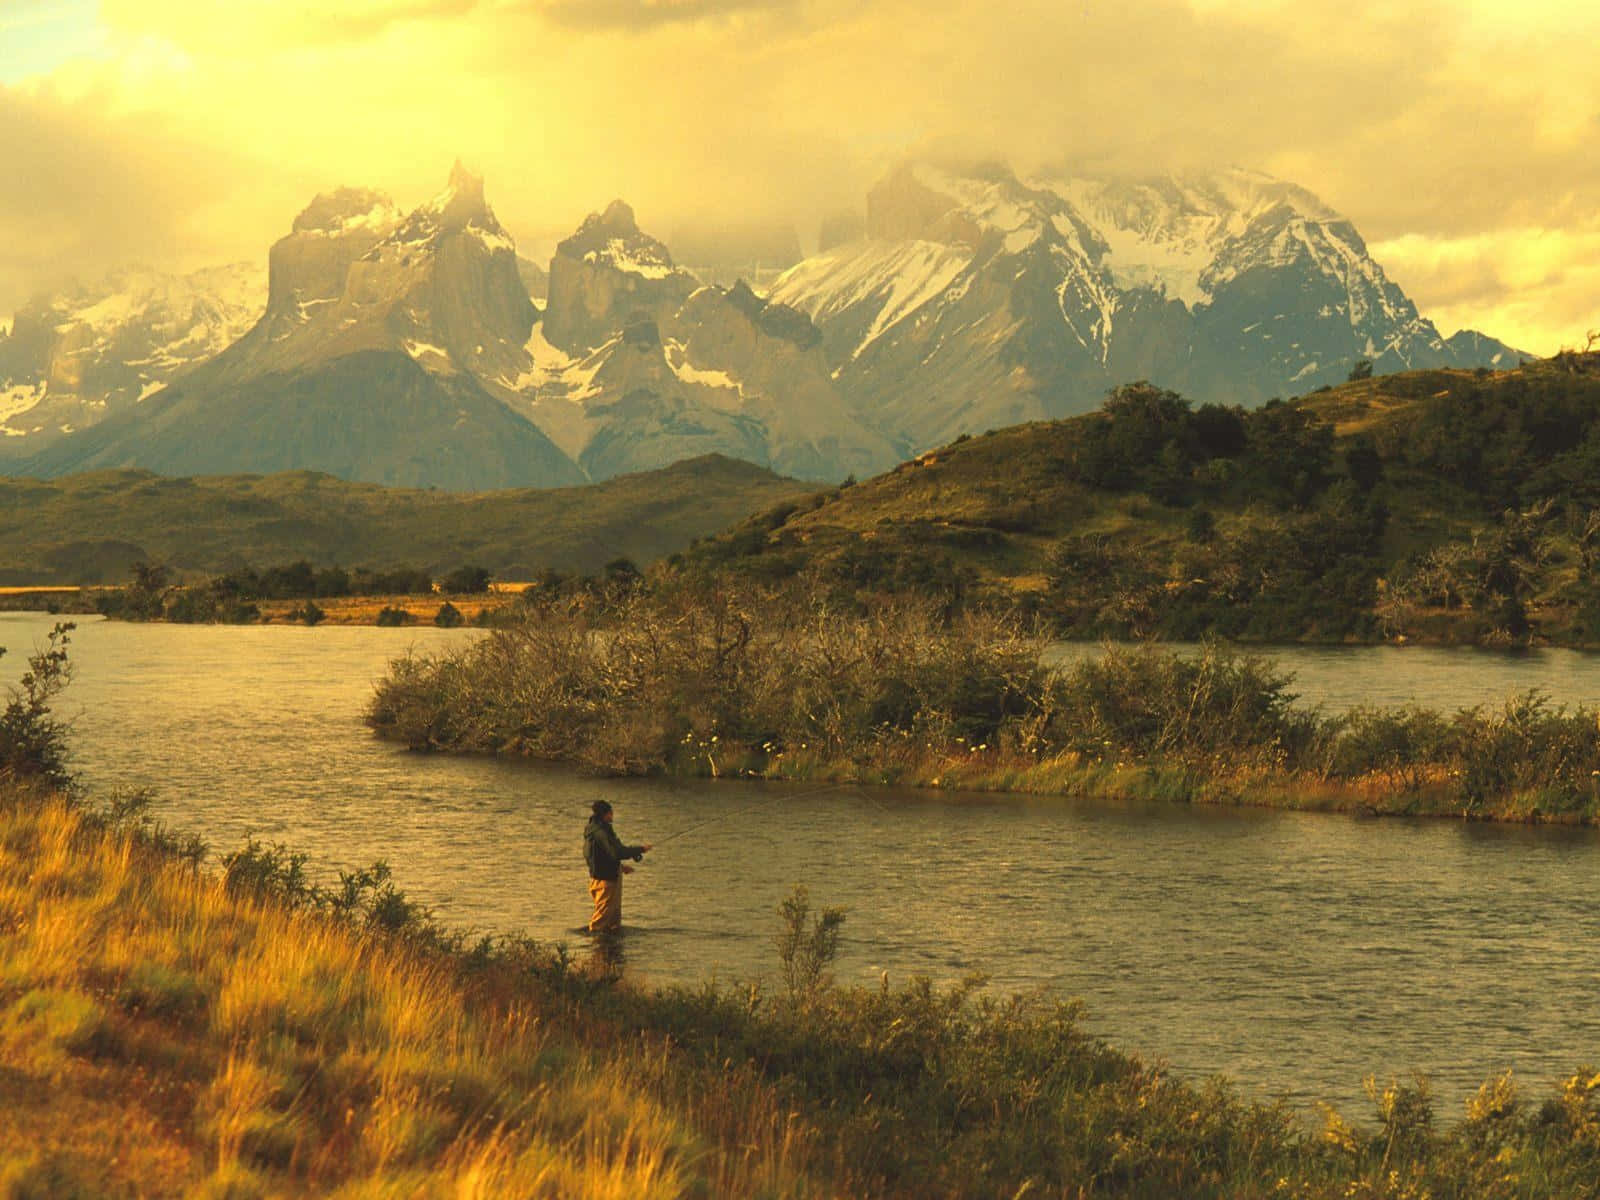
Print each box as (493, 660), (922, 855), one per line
(534, 0), (800, 32)
(98, 0), (484, 47)
(1374, 225), (1600, 354)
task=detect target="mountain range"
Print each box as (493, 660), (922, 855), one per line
(0, 161), (1524, 489)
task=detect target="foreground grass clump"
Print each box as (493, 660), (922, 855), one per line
(368, 586), (1600, 823)
(9, 790), (1600, 1198)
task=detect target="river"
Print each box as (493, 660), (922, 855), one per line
(4, 611), (1599, 1115)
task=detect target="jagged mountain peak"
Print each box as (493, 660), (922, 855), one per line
(771, 156), (1524, 451)
(868, 160), (1106, 263)
(1060, 166), (1338, 232)
(599, 199), (639, 234)
(543, 200), (694, 355)
(426, 160), (493, 232)
(715, 280), (822, 351)
(0, 259), (266, 442)
(291, 188), (400, 237)
(556, 199), (675, 275)
(376, 164), (511, 256)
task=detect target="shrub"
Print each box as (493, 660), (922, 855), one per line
(375, 606), (410, 627)
(439, 565), (491, 595)
(286, 601), (324, 626)
(0, 622), (75, 790)
(433, 602), (464, 628)
(775, 885), (845, 1003)
(1329, 706), (1451, 790)
(1049, 642), (1320, 767)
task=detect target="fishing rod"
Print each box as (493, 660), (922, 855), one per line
(652, 780), (862, 846)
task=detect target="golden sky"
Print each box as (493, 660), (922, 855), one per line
(3, 0), (1596, 353)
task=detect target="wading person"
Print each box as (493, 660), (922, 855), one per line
(584, 800), (651, 932)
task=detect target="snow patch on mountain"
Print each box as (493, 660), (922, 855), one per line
(665, 340), (739, 392)
(1, 382), (45, 429)
(1049, 169), (1342, 310)
(584, 238), (676, 280)
(772, 239), (969, 359)
(403, 339), (453, 365)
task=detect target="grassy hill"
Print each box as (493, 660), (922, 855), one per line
(680, 354), (1600, 645)
(0, 455), (809, 585)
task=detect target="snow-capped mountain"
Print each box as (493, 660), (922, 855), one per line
(15, 174), (896, 488)
(775, 163), (1125, 447)
(21, 166), (584, 489)
(542, 199), (698, 355)
(0, 262), (265, 445)
(770, 162), (1524, 450)
(6, 158), (1527, 491)
(1062, 168), (1522, 394)
(514, 213), (899, 482)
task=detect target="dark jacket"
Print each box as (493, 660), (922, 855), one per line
(584, 815), (644, 882)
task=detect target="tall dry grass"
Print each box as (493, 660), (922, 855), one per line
(0, 790), (757, 1198)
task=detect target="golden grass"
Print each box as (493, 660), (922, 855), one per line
(0, 792), (816, 1198)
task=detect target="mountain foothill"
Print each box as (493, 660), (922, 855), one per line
(0, 160), (1524, 492)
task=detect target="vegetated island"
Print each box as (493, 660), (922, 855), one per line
(370, 584), (1600, 827)
(5, 630), (1600, 1198)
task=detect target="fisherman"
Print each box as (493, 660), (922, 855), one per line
(583, 800), (651, 932)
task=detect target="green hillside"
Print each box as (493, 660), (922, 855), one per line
(0, 455), (808, 585)
(680, 353), (1600, 645)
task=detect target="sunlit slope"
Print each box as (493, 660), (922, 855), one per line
(0, 791), (782, 1197)
(682, 354), (1600, 643)
(0, 454), (808, 584)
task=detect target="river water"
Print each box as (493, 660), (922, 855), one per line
(5, 611), (1599, 1115)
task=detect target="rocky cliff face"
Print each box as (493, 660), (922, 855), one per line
(518, 280), (899, 482)
(21, 167), (582, 489)
(12, 178), (896, 488)
(268, 187), (399, 313)
(666, 282), (900, 479)
(775, 163), (1121, 447)
(541, 200), (698, 354)
(511, 203), (899, 483)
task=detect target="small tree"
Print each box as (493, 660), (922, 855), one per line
(287, 600), (325, 626)
(441, 565), (492, 594)
(0, 622), (75, 790)
(1348, 358), (1375, 382)
(775, 885), (845, 1003)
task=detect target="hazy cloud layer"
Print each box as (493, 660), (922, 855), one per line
(2, 0), (1593, 352)
(535, 0), (802, 32)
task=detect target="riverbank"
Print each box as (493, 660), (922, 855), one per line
(368, 589), (1600, 827)
(7, 782), (1600, 1198)
(0, 584), (528, 625)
